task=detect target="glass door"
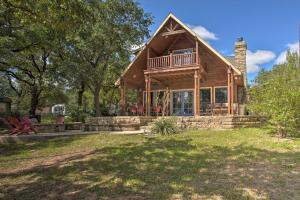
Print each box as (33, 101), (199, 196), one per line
(172, 91), (194, 116)
(200, 88), (211, 114)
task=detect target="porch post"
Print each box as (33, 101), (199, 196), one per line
(194, 70), (200, 116)
(145, 75), (151, 116)
(231, 72), (235, 115)
(120, 78), (126, 115)
(137, 88), (143, 106)
(227, 69), (231, 115)
(195, 40), (199, 64)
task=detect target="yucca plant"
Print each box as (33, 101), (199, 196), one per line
(151, 117), (180, 135)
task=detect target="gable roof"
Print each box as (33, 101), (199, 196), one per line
(116, 13), (241, 85)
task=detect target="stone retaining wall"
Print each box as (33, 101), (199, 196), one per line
(86, 116), (266, 131)
(35, 122), (83, 133)
(172, 116), (267, 129)
(85, 116), (156, 131)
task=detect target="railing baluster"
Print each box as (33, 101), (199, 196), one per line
(148, 52), (197, 69)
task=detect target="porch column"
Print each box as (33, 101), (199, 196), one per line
(195, 40), (199, 64)
(231, 72), (235, 115)
(137, 88), (143, 106)
(120, 78), (126, 115)
(227, 69), (231, 115)
(194, 70), (200, 116)
(145, 75), (151, 116)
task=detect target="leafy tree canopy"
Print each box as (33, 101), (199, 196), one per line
(248, 51), (300, 137)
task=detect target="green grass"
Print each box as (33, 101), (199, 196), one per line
(0, 128), (299, 200)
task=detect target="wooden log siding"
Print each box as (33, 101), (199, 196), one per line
(147, 52), (196, 69)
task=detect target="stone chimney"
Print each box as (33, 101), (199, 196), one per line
(235, 37), (247, 87)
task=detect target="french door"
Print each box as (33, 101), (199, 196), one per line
(172, 91), (194, 116)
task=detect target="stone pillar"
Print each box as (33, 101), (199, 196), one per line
(235, 37), (248, 104)
(235, 37), (247, 87)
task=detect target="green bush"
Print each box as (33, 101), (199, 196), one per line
(248, 51), (300, 137)
(151, 117), (180, 135)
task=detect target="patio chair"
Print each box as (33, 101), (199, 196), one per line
(21, 117), (37, 134)
(137, 104), (144, 116)
(6, 117), (23, 135)
(0, 117), (14, 134)
(129, 104), (137, 115)
(56, 115), (64, 124)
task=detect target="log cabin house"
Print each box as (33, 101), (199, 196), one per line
(116, 13), (247, 117)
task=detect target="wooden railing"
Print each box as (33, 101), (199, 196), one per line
(147, 52), (197, 70)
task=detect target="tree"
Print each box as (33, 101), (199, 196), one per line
(64, 0), (152, 116)
(0, 0), (89, 116)
(248, 51), (300, 137)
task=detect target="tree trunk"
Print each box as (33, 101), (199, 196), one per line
(15, 96), (21, 112)
(76, 81), (85, 121)
(29, 87), (39, 117)
(94, 84), (101, 117)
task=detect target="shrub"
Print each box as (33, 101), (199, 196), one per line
(151, 117), (180, 135)
(248, 51), (300, 137)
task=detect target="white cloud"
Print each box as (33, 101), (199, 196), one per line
(246, 50), (276, 73)
(187, 24), (218, 41)
(275, 42), (299, 64)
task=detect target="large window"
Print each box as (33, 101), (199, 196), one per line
(172, 91), (194, 116)
(173, 48), (193, 55)
(215, 87), (228, 103)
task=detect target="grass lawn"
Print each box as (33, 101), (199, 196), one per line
(0, 128), (299, 200)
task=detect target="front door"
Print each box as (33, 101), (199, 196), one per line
(172, 91), (194, 116)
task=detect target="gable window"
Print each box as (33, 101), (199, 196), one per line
(172, 48), (193, 65)
(215, 87), (228, 103)
(172, 48), (193, 55)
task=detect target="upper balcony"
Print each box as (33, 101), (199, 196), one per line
(147, 52), (198, 70)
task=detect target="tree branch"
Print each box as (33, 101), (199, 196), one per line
(0, 69), (34, 86)
(31, 55), (41, 73)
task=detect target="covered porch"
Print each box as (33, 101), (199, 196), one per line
(119, 66), (245, 117)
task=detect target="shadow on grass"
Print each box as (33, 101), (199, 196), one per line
(0, 136), (299, 200)
(0, 136), (84, 158)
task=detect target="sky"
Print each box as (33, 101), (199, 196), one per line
(137, 0), (300, 83)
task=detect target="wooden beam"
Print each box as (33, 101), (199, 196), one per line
(173, 23), (179, 31)
(145, 75), (148, 115)
(147, 48), (150, 68)
(145, 75), (151, 116)
(194, 70), (200, 117)
(161, 29), (186, 37)
(144, 66), (199, 75)
(196, 40), (199, 65)
(231, 71), (235, 115)
(151, 77), (164, 85)
(227, 69), (231, 115)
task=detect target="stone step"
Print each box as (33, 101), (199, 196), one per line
(140, 125), (151, 129)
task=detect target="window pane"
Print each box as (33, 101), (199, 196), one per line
(215, 88), (228, 103)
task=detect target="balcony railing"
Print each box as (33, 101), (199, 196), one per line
(147, 52), (197, 70)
